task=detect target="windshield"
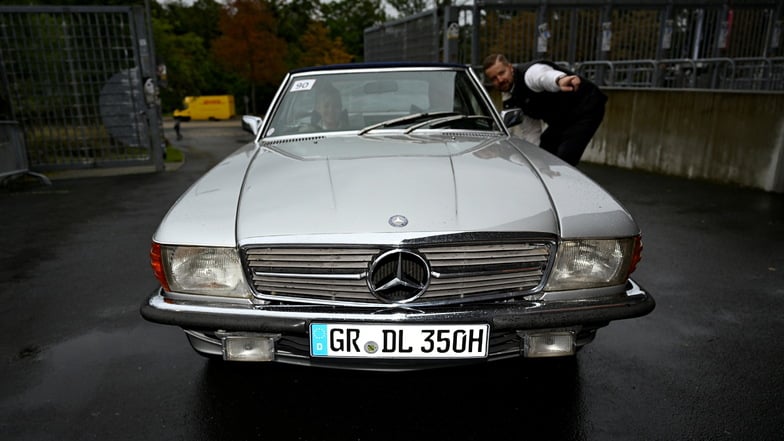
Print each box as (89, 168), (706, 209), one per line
(265, 69), (501, 137)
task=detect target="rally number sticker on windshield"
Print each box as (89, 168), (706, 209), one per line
(290, 79), (316, 92)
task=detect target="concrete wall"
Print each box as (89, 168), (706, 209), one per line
(584, 89), (784, 193)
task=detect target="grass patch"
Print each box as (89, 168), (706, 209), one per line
(165, 146), (184, 163)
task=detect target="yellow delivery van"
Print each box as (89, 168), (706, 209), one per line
(173, 95), (236, 121)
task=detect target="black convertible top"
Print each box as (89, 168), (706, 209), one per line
(290, 61), (468, 74)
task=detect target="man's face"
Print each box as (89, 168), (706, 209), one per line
(485, 61), (514, 92)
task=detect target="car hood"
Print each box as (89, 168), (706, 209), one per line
(154, 134), (638, 248)
(236, 134), (558, 243)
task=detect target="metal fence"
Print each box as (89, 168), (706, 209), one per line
(0, 5), (163, 172)
(364, 10), (441, 62)
(0, 120), (50, 185)
(364, 0), (784, 90)
(574, 56), (784, 89)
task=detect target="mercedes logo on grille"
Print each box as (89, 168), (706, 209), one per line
(367, 249), (430, 303)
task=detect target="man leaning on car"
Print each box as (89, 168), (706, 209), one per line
(483, 53), (607, 166)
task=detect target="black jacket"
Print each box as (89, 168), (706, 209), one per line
(502, 60), (607, 128)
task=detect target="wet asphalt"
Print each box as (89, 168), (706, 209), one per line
(1, 119), (782, 440)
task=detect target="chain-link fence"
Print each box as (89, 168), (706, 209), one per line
(0, 5), (163, 173)
(365, 0), (784, 90)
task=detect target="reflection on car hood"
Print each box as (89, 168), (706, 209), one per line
(236, 134), (558, 243)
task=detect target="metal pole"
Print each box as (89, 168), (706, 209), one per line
(536, 2), (548, 59)
(655, 0), (674, 87)
(471, 3), (480, 68)
(596, 0), (613, 86)
(443, 6), (459, 63)
(135, 4), (164, 172)
(764, 0), (783, 58)
(692, 8), (704, 60)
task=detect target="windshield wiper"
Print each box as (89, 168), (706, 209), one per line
(358, 111), (459, 135)
(404, 115), (495, 134)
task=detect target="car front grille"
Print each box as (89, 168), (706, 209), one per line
(244, 239), (554, 306)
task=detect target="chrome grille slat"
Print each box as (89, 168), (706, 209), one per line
(247, 247), (379, 255)
(433, 267), (542, 279)
(244, 240), (553, 305)
(261, 287), (372, 301)
(426, 249), (547, 257)
(250, 260), (368, 269)
(248, 254), (372, 261)
(430, 272), (543, 287)
(422, 243), (545, 252)
(246, 248), (377, 271)
(255, 272), (365, 280)
(254, 278), (368, 292)
(428, 272), (542, 294)
(425, 282), (538, 297)
(429, 256), (546, 266)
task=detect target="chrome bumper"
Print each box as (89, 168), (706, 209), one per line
(141, 279), (655, 333)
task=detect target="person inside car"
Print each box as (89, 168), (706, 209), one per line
(312, 84), (347, 130)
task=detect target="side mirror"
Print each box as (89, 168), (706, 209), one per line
(500, 108), (523, 128)
(241, 115), (263, 136)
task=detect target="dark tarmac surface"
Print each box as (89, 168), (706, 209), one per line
(1, 119), (783, 440)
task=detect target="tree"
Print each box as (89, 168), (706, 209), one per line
(320, 0), (386, 60)
(152, 17), (212, 112)
(298, 21), (353, 67)
(211, 0), (288, 113)
(269, 0), (320, 69)
(385, 0), (429, 18)
(163, 0), (222, 52)
(272, 0), (320, 43)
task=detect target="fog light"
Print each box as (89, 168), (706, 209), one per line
(222, 335), (277, 362)
(523, 332), (575, 358)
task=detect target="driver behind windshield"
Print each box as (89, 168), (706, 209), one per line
(312, 84), (346, 130)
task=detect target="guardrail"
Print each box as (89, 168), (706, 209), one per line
(573, 57), (784, 90)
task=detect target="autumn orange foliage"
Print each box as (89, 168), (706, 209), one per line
(299, 21), (353, 68)
(211, 0), (288, 87)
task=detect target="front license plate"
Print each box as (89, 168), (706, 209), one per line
(310, 323), (490, 359)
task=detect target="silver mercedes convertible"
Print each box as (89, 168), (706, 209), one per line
(141, 63), (655, 371)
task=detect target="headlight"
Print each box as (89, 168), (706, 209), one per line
(153, 244), (251, 298)
(545, 237), (640, 291)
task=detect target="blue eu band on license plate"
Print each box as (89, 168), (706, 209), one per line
(310, 323), (490, 359)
